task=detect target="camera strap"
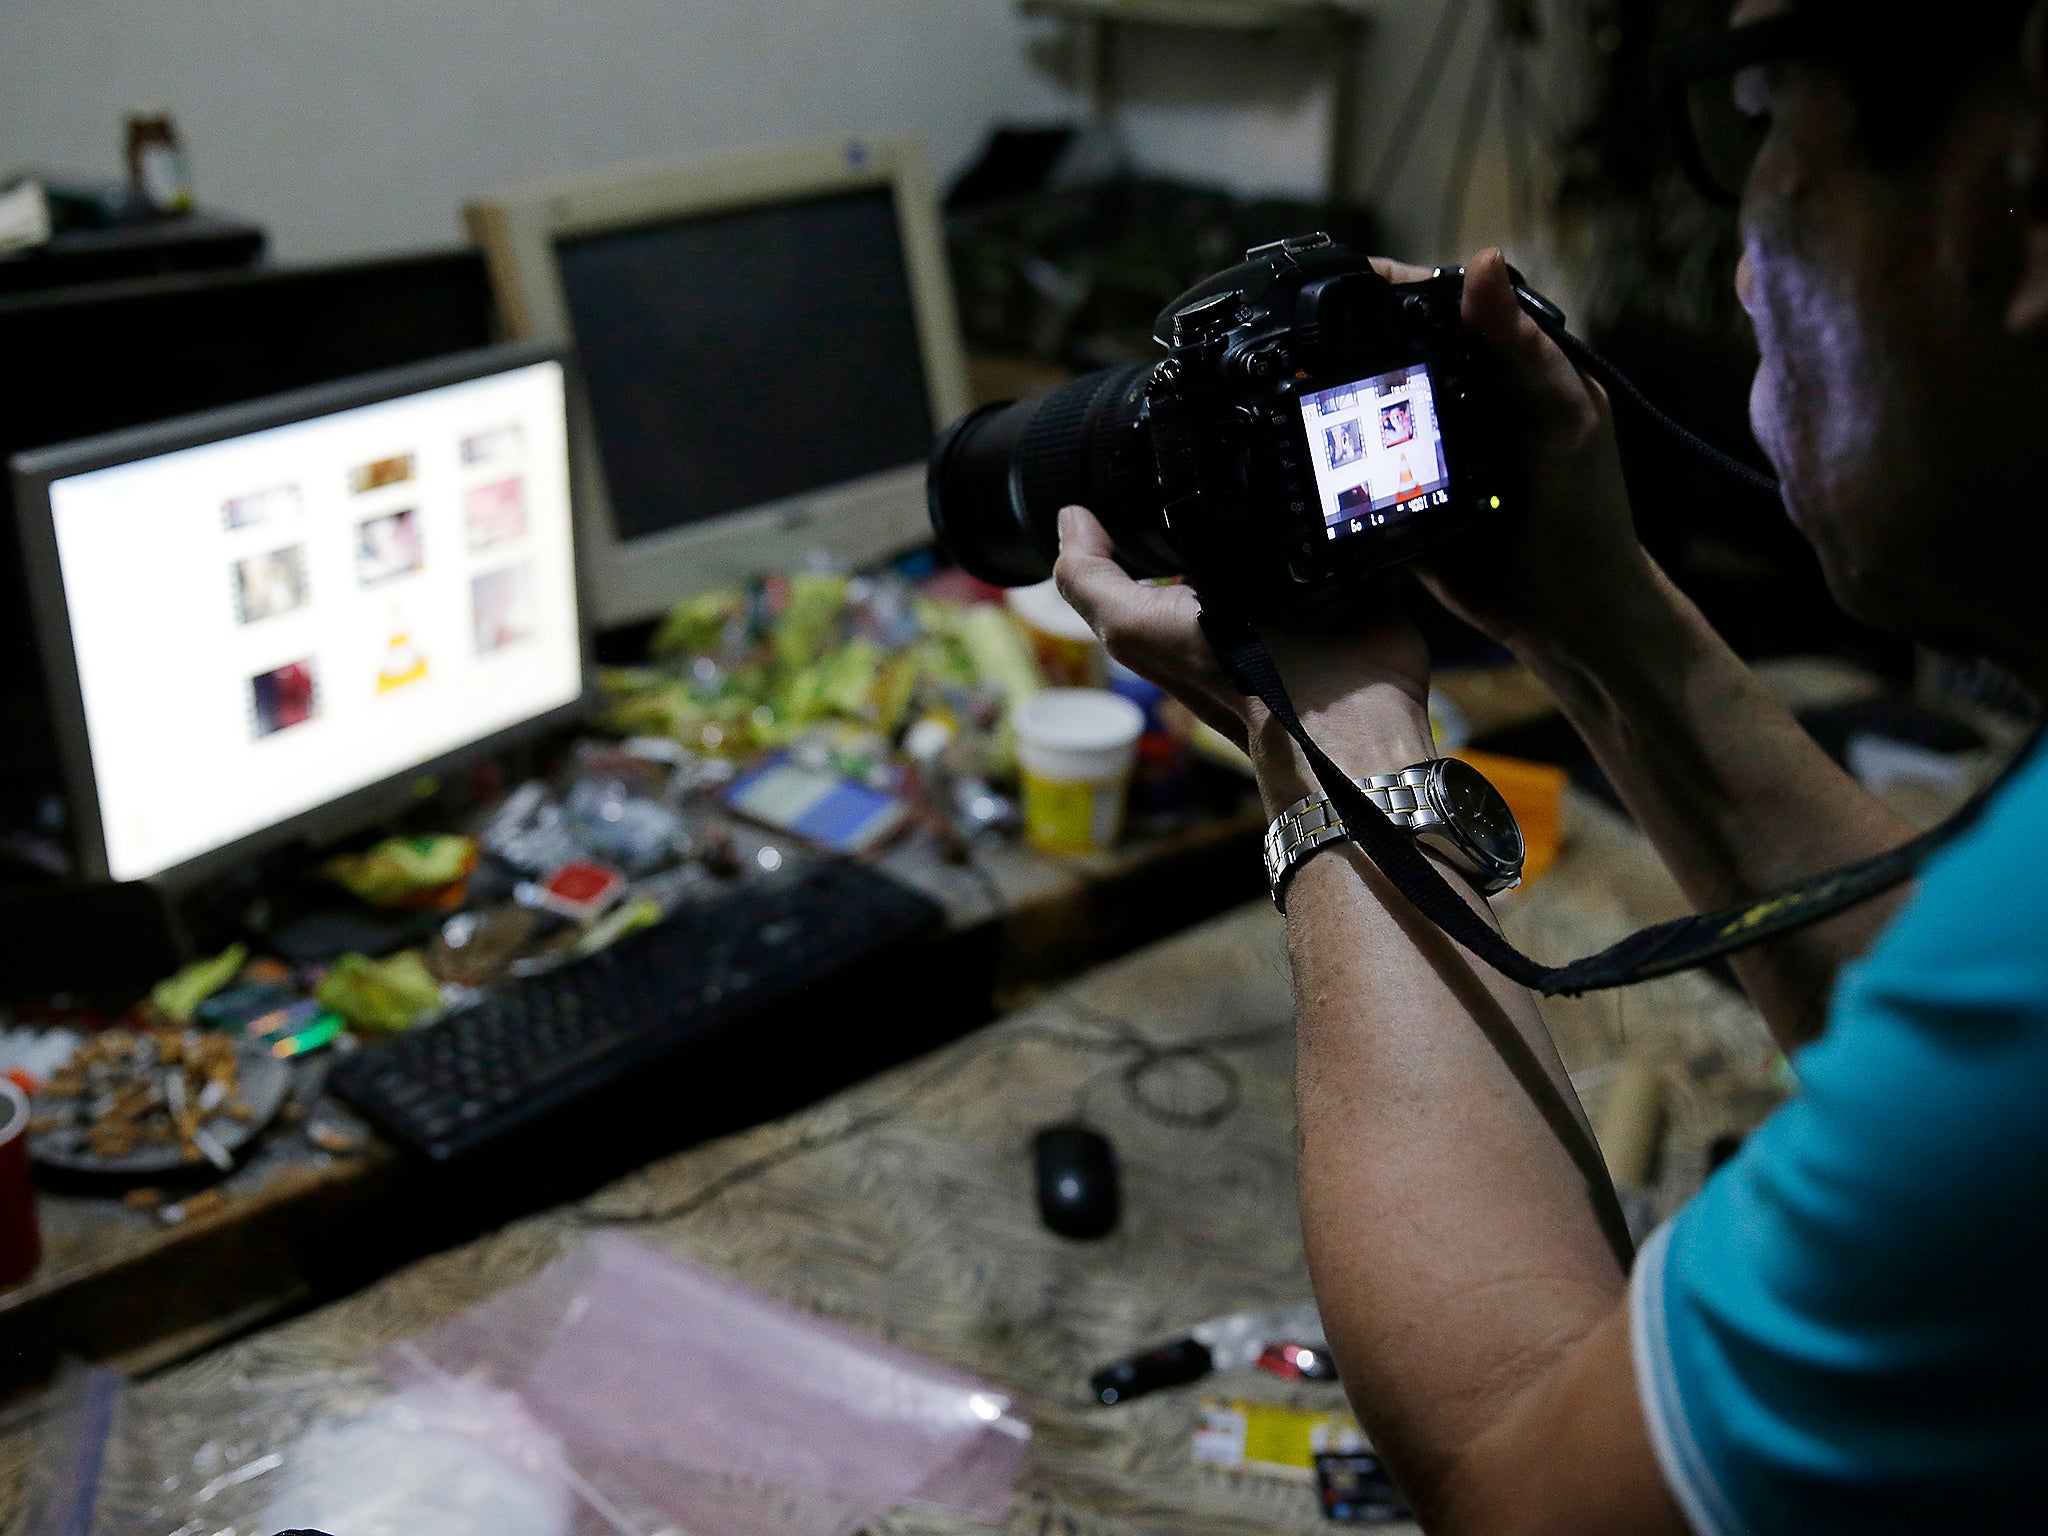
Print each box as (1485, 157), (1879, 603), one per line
(1200, 599), (2038, 996)
(1146, 384), (2038, 997)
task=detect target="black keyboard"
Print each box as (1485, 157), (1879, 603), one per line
(328, 860), (943, 1160)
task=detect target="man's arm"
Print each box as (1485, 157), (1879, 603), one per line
(1058, 514), (1687, 1534)
(1430, 252), (1920, 1049)
(1507, 554), (1918, 1049)
(1261, 725), (1685, 1534)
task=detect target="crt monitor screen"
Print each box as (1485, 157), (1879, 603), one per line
(555, 187), (934, 543)
(32, 359), (580, 883)
(1299, 363), (1454, 542)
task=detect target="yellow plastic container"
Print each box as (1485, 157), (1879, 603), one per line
(1015, 688), (1144, 855)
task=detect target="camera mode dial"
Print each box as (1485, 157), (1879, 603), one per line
(1170, 290), (1248, 349)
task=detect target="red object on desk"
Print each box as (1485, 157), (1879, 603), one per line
(0, 1080), (40, 1287)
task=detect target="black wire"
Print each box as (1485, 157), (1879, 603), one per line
(1553, 328), (1784, 497)
(1053, 991), (1288, 1132)
(574, 1001), (1290, 1227)
(1501, 35), (1534, 237)
(1368, 0), (1473, 203)
(1439, 14), (1502, 258)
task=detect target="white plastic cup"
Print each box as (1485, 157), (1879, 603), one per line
(1006, 579), (1106, 688)
(1014, 688), (1145, 855)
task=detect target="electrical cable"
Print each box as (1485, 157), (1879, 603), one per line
(1439, 13), (1503, 257)
(574, 994), (1290, 1227)
(1501, 34), (1536, 236)
(1554, 327), (1783, 497)
(1367, 0), (1473, 204)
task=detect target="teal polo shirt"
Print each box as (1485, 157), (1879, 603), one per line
(1632, 738), (2048, 1533)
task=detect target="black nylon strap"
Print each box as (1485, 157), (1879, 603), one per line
(1148, 359), (2034, 996)
(1548, 327), (1783, 501)
(1206, 600), (2037, 996)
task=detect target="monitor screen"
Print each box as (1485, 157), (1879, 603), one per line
(556, 188), (933, 543)
(36, 359), (580, 883)
(1300, 363), (1454, 542)
(0, 253), (497, 791)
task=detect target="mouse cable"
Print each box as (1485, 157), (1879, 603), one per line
(574, 996), (1289, 1227)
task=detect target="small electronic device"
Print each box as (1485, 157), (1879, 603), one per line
(328, 859), (943, 1160)
(466, 135), (972, 626)
(724, 755), (907, 854)
(929, 232), (1556, 607)
(1032, 1122), (1120, 1240)
(10, 344), (585, 887)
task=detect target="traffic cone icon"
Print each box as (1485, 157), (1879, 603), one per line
(1396, 453), (1420, 502)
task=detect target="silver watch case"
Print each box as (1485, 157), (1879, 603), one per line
(1263, 758), (1525, 908)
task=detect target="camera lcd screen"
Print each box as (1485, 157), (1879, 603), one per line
(1299, 364), (1453, 541)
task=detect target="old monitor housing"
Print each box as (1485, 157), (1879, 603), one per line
(467, 136), (971, 628)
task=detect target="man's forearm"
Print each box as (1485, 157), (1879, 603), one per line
(1252, 703), (1629, 1513)
(1511, 555), (1918, 1047)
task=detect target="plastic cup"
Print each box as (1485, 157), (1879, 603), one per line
(0, 1079), (40, 1288)
(1014, 688), (1145, 855)
(1006, 580), (1105, 688)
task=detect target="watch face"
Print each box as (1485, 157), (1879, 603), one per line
(1431, 759), (1524, 870)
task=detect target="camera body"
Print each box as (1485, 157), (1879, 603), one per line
(929, 233), (1547, 607)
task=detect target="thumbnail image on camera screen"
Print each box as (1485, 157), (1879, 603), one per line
(1298, 364), (1452, 541)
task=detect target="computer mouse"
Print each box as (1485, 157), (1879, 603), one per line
(1033, 1123), (1120, 1240)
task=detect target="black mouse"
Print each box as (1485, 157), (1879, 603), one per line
(1033, 1123), (1120, 1240)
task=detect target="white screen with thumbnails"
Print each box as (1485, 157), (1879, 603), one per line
(1299, 363), (1454, 541)
(46, 361), (582, 882)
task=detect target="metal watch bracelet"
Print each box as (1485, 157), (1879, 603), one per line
(1262, 765), (1441, 912)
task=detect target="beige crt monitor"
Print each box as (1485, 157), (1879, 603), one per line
(467, 136), (972, 628)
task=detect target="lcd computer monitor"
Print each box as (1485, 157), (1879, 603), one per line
(0, 251), (499, 789)
(467, 135), (972, 627)
(10, 344), (585, 886)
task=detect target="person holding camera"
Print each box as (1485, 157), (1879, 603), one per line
(1054, 1), (2048, 1530)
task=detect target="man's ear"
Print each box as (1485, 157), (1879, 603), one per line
(2005, 1), (2048, 336)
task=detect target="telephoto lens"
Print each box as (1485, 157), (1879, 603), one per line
(926, 363), (1180, 588)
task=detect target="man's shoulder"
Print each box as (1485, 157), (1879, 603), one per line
(1852, 737), (2048, 993)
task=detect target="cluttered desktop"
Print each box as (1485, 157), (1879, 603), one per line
(0, 131), (1316, 1437)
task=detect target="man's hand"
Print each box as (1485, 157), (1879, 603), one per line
(1052, 505), (1437, 813)
(1419, 249), (1655, 658)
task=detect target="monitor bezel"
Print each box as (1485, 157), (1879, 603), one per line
(8, 341), (592, 891)
(466, 134), (972, 629)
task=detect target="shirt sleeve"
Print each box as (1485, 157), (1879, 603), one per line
(1630, 752), (2048, 1536)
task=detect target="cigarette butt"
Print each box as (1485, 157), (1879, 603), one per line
(1596, 1057), (1664, 1191)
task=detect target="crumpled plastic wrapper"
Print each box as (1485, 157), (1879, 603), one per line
(325, 834), (479, 910)
(149, 943), (247, 1023)
(316, 950), (443, 1032)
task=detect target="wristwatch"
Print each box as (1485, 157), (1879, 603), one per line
(1262, 758), (1525, 911)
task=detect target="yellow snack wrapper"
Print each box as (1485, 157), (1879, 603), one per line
(773, 572), (850, 670)
(1191, 1398), (1363, 1481)
(324, 835), (478, 910)
(317, 950), (443, 1033)
(151, 943), (249, 1023)
(649, 589), (744, 658)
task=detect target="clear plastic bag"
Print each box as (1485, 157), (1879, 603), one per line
(14, 1360), (392, 1536)
(16, 1235), (1029, 1536)
(396, 1233), (1031, 1536)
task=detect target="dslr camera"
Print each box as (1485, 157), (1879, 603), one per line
(929, 232), (1566, 607)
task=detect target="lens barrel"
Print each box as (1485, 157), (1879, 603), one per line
(927, 364), (1172, 587)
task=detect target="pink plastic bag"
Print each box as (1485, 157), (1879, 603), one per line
(392, 1233), (1030, 1536)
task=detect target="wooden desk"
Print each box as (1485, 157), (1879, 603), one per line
(16, 655), (1907, 1423)
(0, 799), (1270, 1407)
(0, 784), (1792, 1534)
